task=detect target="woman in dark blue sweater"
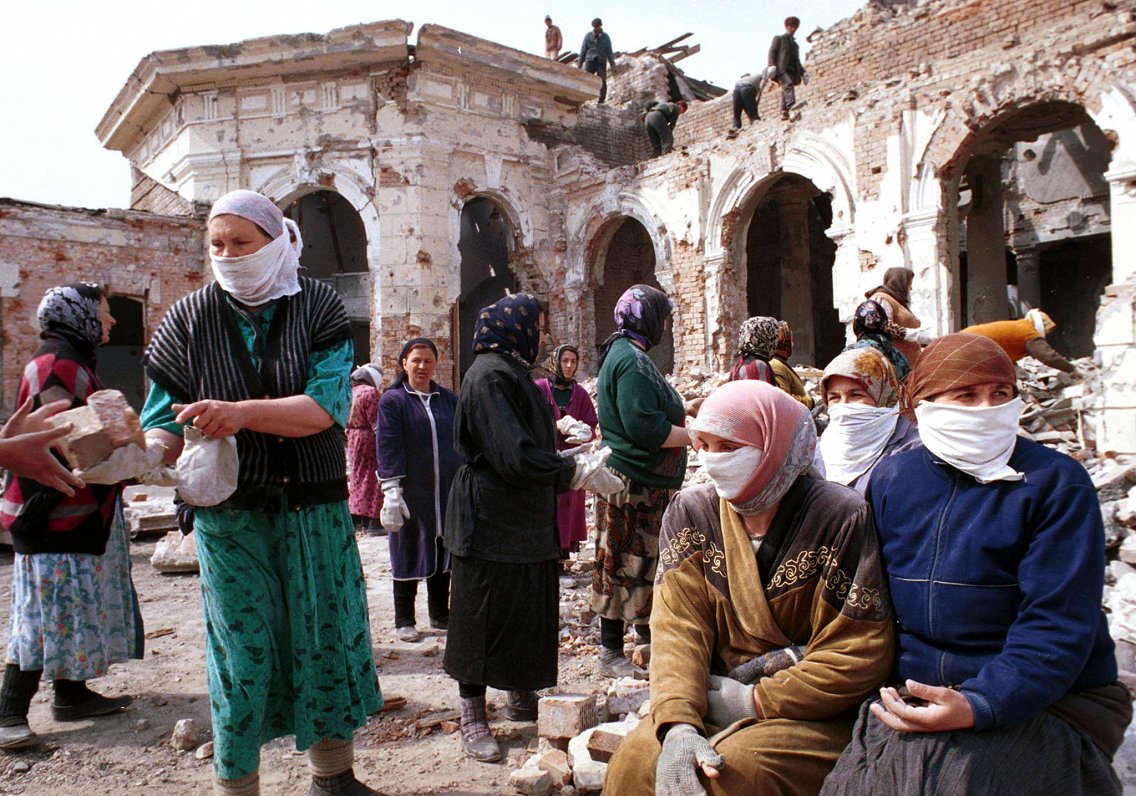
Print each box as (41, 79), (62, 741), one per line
(823, 333), (1130, 795)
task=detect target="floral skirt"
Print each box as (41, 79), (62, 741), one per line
(195, 499), (382, 779)
(6, 502), (142, 680)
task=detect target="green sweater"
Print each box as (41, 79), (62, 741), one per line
(597, 337), (687, 488)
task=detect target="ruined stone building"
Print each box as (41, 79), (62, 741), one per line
(1, 0), (1133, 452)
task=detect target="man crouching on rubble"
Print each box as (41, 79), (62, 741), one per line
(604, 380), (894, 795)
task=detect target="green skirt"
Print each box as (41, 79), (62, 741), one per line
(195, 499), (382, 779)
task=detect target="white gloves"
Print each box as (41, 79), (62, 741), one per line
(905, 327), (936, 346)
(76, 441), (168, 485)
(380, 479), (410, 533)
(705, 675), (758, 727)
(569, 446), (624, 495)
(655, 724), (724, 796)
(556, 415), (593, 445)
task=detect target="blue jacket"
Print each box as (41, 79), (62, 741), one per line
(868, 438), (1117, 731)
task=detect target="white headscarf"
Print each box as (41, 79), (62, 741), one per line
(208, 190), (303, 306)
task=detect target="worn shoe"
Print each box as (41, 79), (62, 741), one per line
(0, 722), (37, 749)
(395, 625), (421, 643)
(597, 650), (647, 680)
(726, 127), (740, 139)
(503, 690), (538, 722)
(308, 768), (387, 795)
(428, 617), (448, 631)
(52, 693), (133, 722)
(461, 732), (502, 763)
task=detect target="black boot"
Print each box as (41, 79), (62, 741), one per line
(0, 664), (41, 748)
(52, 679), (132, 721)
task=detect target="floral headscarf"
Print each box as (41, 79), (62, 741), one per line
(36, 282), (104, 353)
(550, 344), (580, 389)
(598, 284), (672, 366)
(821, 348), (899, 408)
(852, 300), (889, 338)
(737, 316), (780, 359)
(472, 293), (543, 367)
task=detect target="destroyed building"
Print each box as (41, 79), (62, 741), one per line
(0, 0), (1133, 453)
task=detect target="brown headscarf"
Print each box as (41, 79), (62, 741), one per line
(899, 333), (1017, 418)
(865, 267), (914, 308)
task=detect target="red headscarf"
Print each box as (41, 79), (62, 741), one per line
(900, 333), (1017, 417)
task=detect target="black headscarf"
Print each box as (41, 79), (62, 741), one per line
(597, 284), (672, 367)
(864, 267), (914, 308)
(392, 337), (439, 388)
(549, 344), (579, 389)
(36, 282), (104, 364)
(852, 300), (888, 338)
(472, 293), (544, 367)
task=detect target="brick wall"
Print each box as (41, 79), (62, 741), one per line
(0, 200), (206, 414)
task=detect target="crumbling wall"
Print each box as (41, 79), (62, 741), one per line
(0, 200), (206, 414)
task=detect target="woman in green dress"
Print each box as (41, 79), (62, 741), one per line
(141, 190), (382, 796)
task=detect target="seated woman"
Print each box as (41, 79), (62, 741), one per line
(822, 334), (1130, 796)
(818, 347), (919, 495)
(605, 380), (894, 796)
(844, 300), (909, 381)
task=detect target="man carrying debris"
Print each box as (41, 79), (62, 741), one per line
(544, 15), (562, 60)
(728, 72), (766, 136)
(644, 100), (688, 157)
(768, 16), (806, 121)
(578, 18), (617, 104)
(962, 308), (1079, 376)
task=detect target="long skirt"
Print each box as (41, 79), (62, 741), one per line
(606, 709), (856, 795)
(195, 499), (382, 780)
(820, 698), (1122, 795)
(591, 471), (676, 625)
(443, 554), (559, 691)
(6, 502), (142, 679)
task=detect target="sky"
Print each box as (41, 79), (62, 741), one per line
(1, 0), (865, 210)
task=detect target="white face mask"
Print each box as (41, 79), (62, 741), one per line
(820, 403), (900, 486)
(210, 218), (304, 306)
(699, 446), (764, 501)
(915, 397), (1025, 483)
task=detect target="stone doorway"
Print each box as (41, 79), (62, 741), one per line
(99, 296), (146, 410)
(456, 197), (518, 380)
(742, 174), (842, 367)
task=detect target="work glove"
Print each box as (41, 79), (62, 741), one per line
(380, 479), (410, 533)
(727, 645), (806, 685)
(905, 327), (936, 346)
(556, 415), (593, 445)
(569, 447), (624, 495)
(705, 675), (757, 727)
(655, 724), (724, 796)
(76, 441), (167, 485)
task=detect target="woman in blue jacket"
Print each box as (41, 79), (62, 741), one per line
(823, 333), (1130, 795)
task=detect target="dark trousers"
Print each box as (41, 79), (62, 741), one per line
(733, 81), (760, 127)
(584, 60), (608, 103)
(645, 111), (673, 157)
(392, 567), (451, 628)
(778, 74), (798, 112)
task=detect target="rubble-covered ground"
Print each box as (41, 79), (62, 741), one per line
(0, 360), (1132, 794)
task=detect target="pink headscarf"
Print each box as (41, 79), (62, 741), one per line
(208, 189), (285, 239)
(690, 380), (816, 515)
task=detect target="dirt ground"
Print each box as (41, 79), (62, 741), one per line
(0, 524), (614, 795)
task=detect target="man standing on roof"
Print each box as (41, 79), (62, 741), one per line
(578, 18), (618, 104)
(644, 100), (688, 157)
(544, 16), (562, 60)
(768, 16), (806, 121)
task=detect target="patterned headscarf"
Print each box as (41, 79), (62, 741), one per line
(208, 189), (285, 239)
(393, 337), (439, 388)
(690, 380), (817, 516)
(774, 320), (794, 360)
(865, 267), (914, 308)
(550, 344), (580, 389)
(821, 348), (899, 408)
(36, 282), (104, 351)
(737, 316), (781, 359)
(472, 293), (543, 367)
(900, 333), (1017, 417)
(598, 284), (673, 366)
(852, 300), (889, 338)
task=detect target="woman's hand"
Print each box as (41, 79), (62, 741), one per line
(0, 398), (85, 496)
(870, 680), (976, 733)
(173, 401), (247, 438)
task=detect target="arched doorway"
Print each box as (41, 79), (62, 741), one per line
(281, 190), (372, 365)
(953, 102), (1113, 347)
(456, 197), (518, 379)
(742, 174), (842, 367)
(592, 217), (673, 374)
(98, 296), (145, 410)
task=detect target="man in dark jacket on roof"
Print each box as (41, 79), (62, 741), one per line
(644, 100), (688, 157)
(578, 18), (618, 104)
(768, 16), (805, 120)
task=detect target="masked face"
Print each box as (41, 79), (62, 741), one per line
(915, 394), (1024, 484)
(696, 432), (764, 502)
(207, 214), (304, 306)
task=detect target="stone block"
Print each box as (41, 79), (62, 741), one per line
(49, 390), (147, 469)
(509, 757), (552, 796)
(535, 748), (572, 786)
(605, 678), (650, 719)
(171, 718), (200, 751)
(586, 728), (625, 763)
(567, 728), (607, 793)
(151, 531), (200, 573)
(538, 693), (599, 740)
